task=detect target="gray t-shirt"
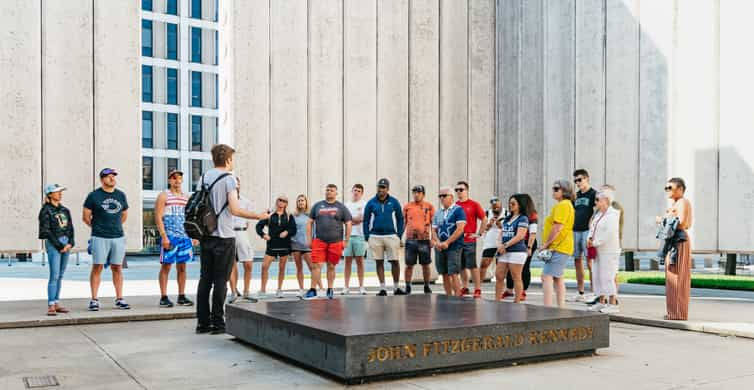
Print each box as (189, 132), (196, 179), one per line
(200, 168), (238, 238)
(291, 213), (310, 251)
(309, 200), (352, 244)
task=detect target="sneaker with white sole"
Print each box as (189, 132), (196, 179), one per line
(275, 290), (284, 298)
(587, 303), (607, 312)
(227, 293), (238, 304)
(567, 294), (587, 303)
(296, 289), (305, 298)
(114, 298), (131, 310)
(600, 305), (620, 314)
(88, 299), (100, 311)
(340, 288), (350, 296)
(583, 295), (598, 304)
(359, 287), (367, 295)
(304, 288), (318, 300)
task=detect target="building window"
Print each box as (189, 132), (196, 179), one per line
(214, 30), (218, 65)
(215, 74), (218, 108)
(142, 0), (153, 11)
(167, 158), (179, 178)
(191, 115), (203, 152)
(215, 0), (219, 21)
(142, 65), (153, 102)
(141, 19), (153, 57)
(191, 159), (203, 189)
(142, 111), (153, 148)
(166, 23), (178, 60)
(191, 27), (202, 63)
(143, 157), (154, 190)
(191, 0), (202, 19)
(167, 68), (178, 105)
(191, 71), (202, 107)
(167, 113), (179, 150)
(166, 0), (178, 15)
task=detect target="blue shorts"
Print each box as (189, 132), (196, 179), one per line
(160, 236), (194, 264)
(543, 251), (571, 278)
(90, 236), (126, 266)
(435, 246), (462, 275)
(343, 236), (368, 257)
(573, 230), (589, 259)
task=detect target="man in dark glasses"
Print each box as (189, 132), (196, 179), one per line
(454, 181), (486, 298)
(569, 169), (597, 303)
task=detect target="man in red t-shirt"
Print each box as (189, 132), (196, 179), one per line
(454, 181), (487, 298)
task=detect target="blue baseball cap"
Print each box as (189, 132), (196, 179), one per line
(44, 184), (66, 196)
(99, 168), (118, 178)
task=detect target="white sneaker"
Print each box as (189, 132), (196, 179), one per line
(276, 290), (284, 298)
(340, 288), (350, 296)
(296, 289), (305, 298)
(583, 294), (597, 304)
(227, 293), (238, 304)
(359, 287), (367, 295)
(567, 294), (587, 303)
(587, 303), (606, 312)
(600, 305), (620, 314)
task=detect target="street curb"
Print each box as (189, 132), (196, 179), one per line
(0, 311), (195, 330)
(609, 314), (754, 340)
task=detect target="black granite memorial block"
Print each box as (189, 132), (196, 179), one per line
(226, 295), (609, 384)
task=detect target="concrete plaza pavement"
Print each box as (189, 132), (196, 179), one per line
(0, 319), (752, 390)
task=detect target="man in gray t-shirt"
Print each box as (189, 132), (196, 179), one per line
(304, 184), (352, 300)
(196, 145), (269, 334)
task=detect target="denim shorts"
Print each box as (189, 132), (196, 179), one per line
(542, 251), (571, 278)
(90, 236), (126, 265)
(460, 241), (477, 269)
(573, 230), (589, 259)
(435, 246), (461, 275)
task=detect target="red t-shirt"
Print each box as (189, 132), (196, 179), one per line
(456, 199), (485, 243)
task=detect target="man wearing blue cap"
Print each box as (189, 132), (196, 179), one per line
(83, 168), (130, 311)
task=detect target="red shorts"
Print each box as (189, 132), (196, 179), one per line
(311, 239), (344, 265)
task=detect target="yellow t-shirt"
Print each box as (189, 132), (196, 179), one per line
(542, 200), (575, 255)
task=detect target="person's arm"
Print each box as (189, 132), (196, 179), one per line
(256, 219), (268, 239)
(527, 222), (537, 254)
(677, 199), (691, 230)
(395, 199), (405, 237)
(444, 221), (467, 248)
(476, 205), (488, 237)
(121, 209), (128, 224)
(82, 208), (92, 227)
(154, 192), (169, 249)
(228, 190), (269, 220)
(306, 218), (314, 245)
(504, 226), (529, 248)
(542, 224), (563, 249)
(592, 212), (619, 248)
(431, 226), (440, 249)
(362, 202), (372, 241)
(65, 208), (75, 249)
(284, 215), (297, 238)
(344, 221), (352, 242)
(38, 208), (63, 251)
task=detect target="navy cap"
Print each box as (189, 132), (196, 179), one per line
(377, 178), (390, 188)
(99, 168), (118, 178)
(411, 185), (425, 193)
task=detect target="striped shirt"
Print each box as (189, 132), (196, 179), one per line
(163, 191), (189, 238)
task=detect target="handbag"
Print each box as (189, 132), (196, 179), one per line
(587, 212), (606, 260)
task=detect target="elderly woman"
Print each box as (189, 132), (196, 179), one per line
(660, 177), (693, 320)
(587, 189), (621, 314)
(540, 180), (575, 308)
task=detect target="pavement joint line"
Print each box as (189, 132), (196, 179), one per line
(78, 326), (148, 390)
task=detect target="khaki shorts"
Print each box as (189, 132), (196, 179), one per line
(368, 235), (400, 261)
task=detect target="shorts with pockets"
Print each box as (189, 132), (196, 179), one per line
(405, 240), (431, 265)
(435, 246), (461, 275)
(160, 236), (194, 264)
(311, 238), (344, 265)
(368, 235), (400, 261)
(343, 235), (368, 257)
(90, 236), (126, 266)
(460, 241), (477, 269)
(573, 230), (589, 259)
(543, 251), (571, 278)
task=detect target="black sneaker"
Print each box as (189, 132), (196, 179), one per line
(377, 289), (388, 296)
(114, 299), (131, 310)
(177, 295), (194, 306)
(405, 285), (412, 294)
(210, 326), (226, 335)
(196, 325), (212, 334)
(424, 285), (432, 294)
(159, 296), (174, 308)
(394, 288), (407, 296)
(88, 299), (100, 311)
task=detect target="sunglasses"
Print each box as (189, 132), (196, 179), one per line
(438, 194), (451, 198)
(574, 178), (583, 183)
(454, 188), (466, 193)
(377, 185), (387, 189)
(664, 186), (673, 192)
(552, 187), (562, 192)
(277, 199), (288, 203)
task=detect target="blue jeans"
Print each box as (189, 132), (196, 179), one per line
(45, 240), (69, 306)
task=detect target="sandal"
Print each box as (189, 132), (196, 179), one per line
(47, 306), (57, 316)
(55, 305), (70, 314)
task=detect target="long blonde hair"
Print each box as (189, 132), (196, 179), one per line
(295, 194), (309, 216)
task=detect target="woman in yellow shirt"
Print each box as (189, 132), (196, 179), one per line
(540, 179), (576, 308)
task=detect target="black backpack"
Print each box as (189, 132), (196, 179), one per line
(184, 172), (231, 240)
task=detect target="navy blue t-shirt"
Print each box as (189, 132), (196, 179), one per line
(501, 214), (529, 252)
(432, 204), (467, 250)
(84, 188), (129, 238)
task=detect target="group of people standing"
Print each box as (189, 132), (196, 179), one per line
(36, 143), (694, 331)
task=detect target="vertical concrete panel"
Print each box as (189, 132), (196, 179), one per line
(409, 0), (439, 202)
(202, 28), (215, 65)
(308, 0), (344, 200)
(672, 0), (718, 251)
(270, 0), (307, 200)
(344, 0), (377, 194)
(154, 157), (167, 190)
(519, 0), (544, 207)
(202, 72), (215, 108)
(496, 0), (520, 200)
(153, 67), (166, 104)
(468, 0), (496, 203)
(439, 0), (468, 188)
(605, 0), (639, 250)
(638, 0), (674, 250)
(719, 0), (754, 252)
(378, 0), (410, 201)
(543, 0), (575, 212)
(94, 0), (142, 250)
(0, 0), (41, 251)
(574, 0), (605, 185)
(154, 21), (166, 59)
(43, 0), (94, 250)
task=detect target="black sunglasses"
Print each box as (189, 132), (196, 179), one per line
(574, 178), (583, 183)
(454, 188), (466, 192)
(664, 186), (673, 192)
(438, 194), (451, 198)
(552, 187), (562, 192)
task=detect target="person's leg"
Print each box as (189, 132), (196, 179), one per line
(450, 274), (462, 296)
(479, 257), (492, 285)
(242, 261), (253, 295)
(587, 257), (594, 293)
(355, 256), (365, 288)
(111, 265), (124, 299)
(90, 264), (103, 299)
(505, 268), (514, 291)
(344, 257), (353, 289)
(494, 261), (508, 301)
(460, 268), (469, 290)
(277, 255), (288, 291)
(210, 238), (236, 328)
(554, 277), (566, 307)
(310, 262), (322, 290)
(421, 264), (431, 284)
(293, 252), (305, 290)
(509, 263), (524, 303)
(326, 261), (336, 289)
(369, 237), (387, 289)
(109, 237), (127, 300)
(304, 252), (323, 289)
(55, 251), (69, 307)
(405, 264), (414, 286)
(176, 263), (187, 296)
(375, 260), (386, 288)
(89, 237), (107, 300)
(441, 274), (452, 295)
(196, 239), (215, 328)
(46, 242), (61, 308)
(542, 275), (554, 307)
(260, 255), (274, 293)
(228, 262), (239, 295)
(159, 263), (172, 297)
(522, 254), (532, 290)
(574, 231), (586, 294)
(389, 260), (400, 286)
